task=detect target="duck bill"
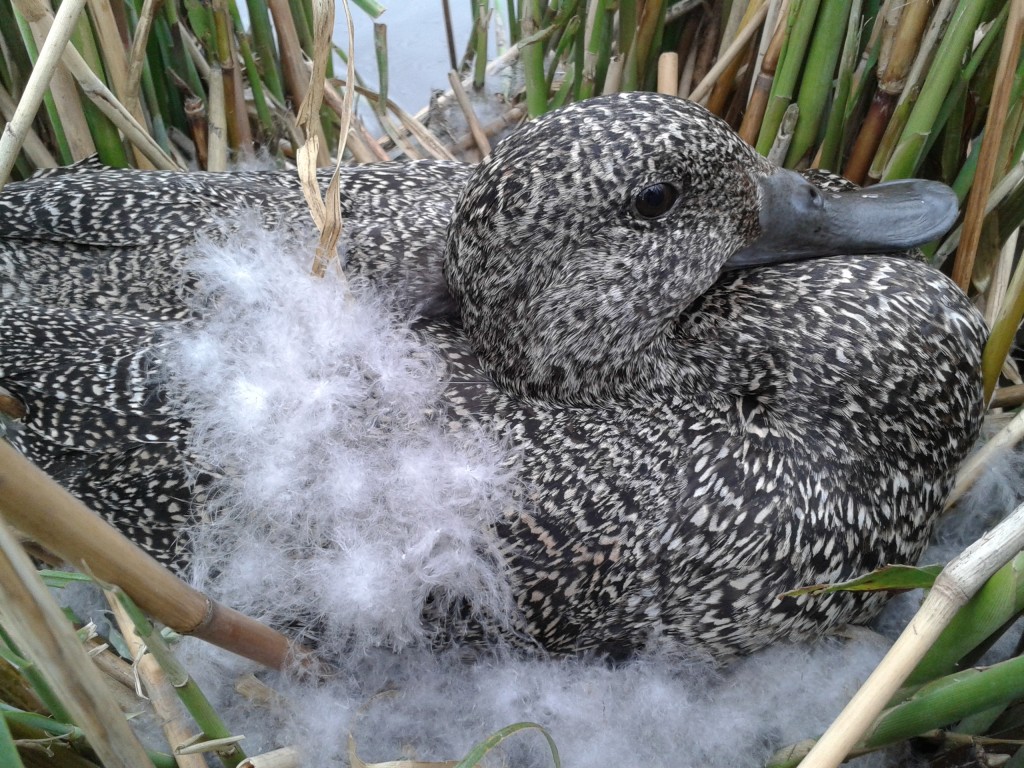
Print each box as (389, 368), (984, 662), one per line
(725, 169), (959, 270)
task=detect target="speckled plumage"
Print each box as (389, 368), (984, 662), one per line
(0, 93), (986, 658)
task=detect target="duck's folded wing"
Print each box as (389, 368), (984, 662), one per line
(0, 160), (470, 316)
(0, 302), (204, 569)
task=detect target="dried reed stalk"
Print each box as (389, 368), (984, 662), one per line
(13, 0), (95, 160)
(448, 70), (491, 156)
(952, 0), (1024, 291)
(298, 0), (355, 280)
(798, 500), (1024, 768)
(738, 0), (788, 144)
(689, 0), (768, 105)
(0, 441), (296, 670)
(0, 83), (55, 169)
(108, 597), (209, 768)
(657, 52), (678, 95)
(0, 0), (86, 186)
(0, 521), (155, 768)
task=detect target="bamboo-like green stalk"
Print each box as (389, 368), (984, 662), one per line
(520, 0), (548, 116)
(229, 1), (275, 143)
(1, 706), (179, 768)
(132, 3), (179, 134)
(866, 0), (953, 181)
(903, 552), (1024, 688)
(350, 0), (385, 17)
(784, 0), (850, 166)
(287, 0), (314, 56)
(110, 588), (246, 768)
(880, 0), (990, 181)
(506, 0), (521, 43)
(755, 0), (820, 157)
(864, 654), (1024, 750)
(212, 0), (237, 147)
(160, 0), (207, 107)
(638, 0), (668, 91)
(932, 6), (1007, 180)
(71, 13), (130, 167)
(473, 0), (489, 89)
(815, 0), (860, 170)
(85, 0), (152, 167)
(244, 0), (285, 101)
(545, 14), (581, 96)
(617, 0), (637, 61)
(0, 627), (73, 725)
(577, 0), (611, 100)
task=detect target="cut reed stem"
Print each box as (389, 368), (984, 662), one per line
(0, 441), (297, 670)
(798, 501), (1024, 768)
(0, 0), (87, 186)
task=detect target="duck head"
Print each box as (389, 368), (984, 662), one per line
(443, 92), (957, 404)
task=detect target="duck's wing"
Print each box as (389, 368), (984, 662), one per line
(0, 301), (203, 568)
(0, 159), (470, 317)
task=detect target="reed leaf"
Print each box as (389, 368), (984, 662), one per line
(0, 710), (29, 768)
(864, 655), (1024, 750)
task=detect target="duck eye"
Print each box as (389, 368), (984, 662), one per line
(633, 183), (679, 219)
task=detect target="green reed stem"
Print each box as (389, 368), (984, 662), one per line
(12, 6), (72, 164)
(881, 0), (989, 180)
(577, 0), (610, 100)
(866, 654), (1024, 750)
(0, 706), (25, 768)
(230, 1), (274, 141)
(473, 0), (489, 89)
(521, 0), (548, 115)
(786, 0), (851, 167)
(110, 589), (246, 768)
(0, 626), (72, 726)
(817, 0), (861, 170)
(756, 0), (821, 157)
(244, 0), (284, 101)
(904, 552), (1024, 688)
(71, 14), (129, 166)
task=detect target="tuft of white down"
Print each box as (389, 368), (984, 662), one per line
(163, 211), (516, 653)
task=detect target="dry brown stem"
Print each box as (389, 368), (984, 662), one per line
(13, 0), (95, 160)
(448, 70), (491, 156)
(0, 441), (296, 669)
(0, 521), (155, 768)
(953, 0), (1024, 291)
